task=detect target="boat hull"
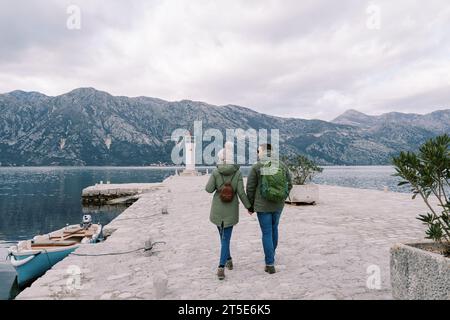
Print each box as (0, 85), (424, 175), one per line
(11, 246), (78, 287)
(8, 222), (102, 288)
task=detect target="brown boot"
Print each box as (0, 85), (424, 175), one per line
(225, 258), (233, 270)
(264, 265), (276, 274)
(217, 267), (225, 280)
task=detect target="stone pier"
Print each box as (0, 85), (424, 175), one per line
(81, 183), (164, 205)
(17, 175), (429, 300)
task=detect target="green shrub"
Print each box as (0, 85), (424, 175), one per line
(392, 134), (450, 245)
(283, 154), (323, 185)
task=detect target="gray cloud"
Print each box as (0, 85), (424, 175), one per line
(0, 0), (449, 120)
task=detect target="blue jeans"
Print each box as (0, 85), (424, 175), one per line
(217, 226), (233, 267)
(257, 211), (282, 266)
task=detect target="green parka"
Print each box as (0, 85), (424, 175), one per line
(205, 164), (251, 228)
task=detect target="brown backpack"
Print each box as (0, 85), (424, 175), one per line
(218, 172), (237, 203)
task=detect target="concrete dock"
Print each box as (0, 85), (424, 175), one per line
(81, 183), (164, 205)
(17, 175), (428, 300)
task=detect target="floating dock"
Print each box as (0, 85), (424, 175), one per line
(17, 175), (428, 300)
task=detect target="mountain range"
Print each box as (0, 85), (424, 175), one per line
(0, 87), (448, 166)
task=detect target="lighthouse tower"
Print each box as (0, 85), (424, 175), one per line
(181, 132), (199, 176)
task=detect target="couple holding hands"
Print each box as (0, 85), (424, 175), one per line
(206, 143), (292, 280)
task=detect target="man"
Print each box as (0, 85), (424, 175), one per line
(246, 143), (292, 274)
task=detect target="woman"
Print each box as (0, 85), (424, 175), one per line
(205, 146), (252, 280)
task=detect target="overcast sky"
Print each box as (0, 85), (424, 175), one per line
(0, 0), (449, 120)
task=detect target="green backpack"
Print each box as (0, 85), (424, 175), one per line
(260, 160), (289, 202)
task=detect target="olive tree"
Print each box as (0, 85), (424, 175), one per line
(283, 154), (323, 185)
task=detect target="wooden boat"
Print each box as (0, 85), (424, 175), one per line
(7, 215), (102, 287)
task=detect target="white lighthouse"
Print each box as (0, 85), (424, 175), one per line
(180, 132), (199, 176)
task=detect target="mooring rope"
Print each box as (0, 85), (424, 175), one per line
(43, 249), (52, 268)
(69, 241), (166, 257)
(113, 212), (164, 222)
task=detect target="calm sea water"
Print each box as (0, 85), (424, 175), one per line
(313, 166), (406, 192)
(0, 167), (180, 299)
(0, 165), (405, 299)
